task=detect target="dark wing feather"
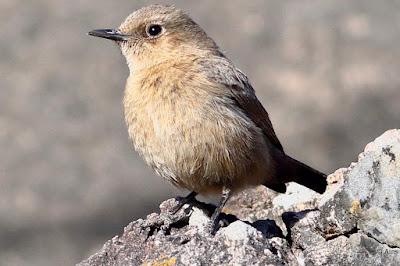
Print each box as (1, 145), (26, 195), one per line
(199, 56), (284, 152)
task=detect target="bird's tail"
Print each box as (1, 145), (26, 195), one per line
(272, 152), (327, 194)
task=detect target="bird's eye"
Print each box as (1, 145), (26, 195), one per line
(147, 25), (163, 37)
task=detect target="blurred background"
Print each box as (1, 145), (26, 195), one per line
(1, 0), (400, 265)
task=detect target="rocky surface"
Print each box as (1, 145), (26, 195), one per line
(79, 129), (400, 265)
(78, 199), (293, 266)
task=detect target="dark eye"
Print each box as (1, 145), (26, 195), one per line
(147, 25), (163, 37)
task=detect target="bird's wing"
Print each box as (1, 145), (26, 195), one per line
(198, 56), (284, 152)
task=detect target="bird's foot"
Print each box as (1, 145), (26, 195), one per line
(139, 198), (195, 238)
(169, 191), (198, 215)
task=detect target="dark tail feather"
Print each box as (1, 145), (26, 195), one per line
(273, 153), (327, 194)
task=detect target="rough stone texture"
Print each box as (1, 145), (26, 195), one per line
(78, 199), (293, 266)
(318, 130), (400, 245)
(286, 130), (400, 265)
(79, 130), (400, 266)
(225, 183), (320, 236)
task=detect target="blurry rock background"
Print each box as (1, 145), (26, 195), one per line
(1, 0), (399, 265)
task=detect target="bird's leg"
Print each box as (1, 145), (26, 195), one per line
(170, 191), (198, 214)
(210, 187), (232, 235)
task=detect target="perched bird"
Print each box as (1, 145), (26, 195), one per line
(88, 5), (327, 234)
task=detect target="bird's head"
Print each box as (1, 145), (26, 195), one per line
(88, 5), (220, 73)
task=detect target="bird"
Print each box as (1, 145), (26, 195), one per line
(88, 4), (327, 234)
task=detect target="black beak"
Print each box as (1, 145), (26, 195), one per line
(88, 29), (130, 41)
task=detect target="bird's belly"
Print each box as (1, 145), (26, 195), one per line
(126, 99), (273, 194)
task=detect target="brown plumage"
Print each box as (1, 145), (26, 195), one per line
(88, 5), (327, 234)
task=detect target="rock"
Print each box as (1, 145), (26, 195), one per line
(78, 199), (293, 266)
(318, 129), (400, 245)
(78, 130), (400, 266)
(273, 183), (320, 210)
(286, 129), (400, 265)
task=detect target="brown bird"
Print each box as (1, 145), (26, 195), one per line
(88, 5), (327, 234)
